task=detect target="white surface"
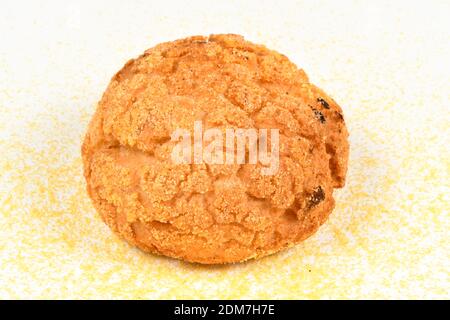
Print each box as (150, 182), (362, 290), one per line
(0, 0), (449, 299)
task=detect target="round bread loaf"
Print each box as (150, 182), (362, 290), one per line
(82, 34), (349, 264)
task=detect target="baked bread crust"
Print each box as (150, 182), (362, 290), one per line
(82, 34), (349, 264)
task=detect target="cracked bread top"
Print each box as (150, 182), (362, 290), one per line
(82, 34), (349, 264)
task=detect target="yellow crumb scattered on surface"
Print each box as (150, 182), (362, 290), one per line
(0, 0), (448, 299)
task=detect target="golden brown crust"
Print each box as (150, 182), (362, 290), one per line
(81, 34), (349, 264)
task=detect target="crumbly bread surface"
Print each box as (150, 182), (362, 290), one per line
(82, 34), (349, 264)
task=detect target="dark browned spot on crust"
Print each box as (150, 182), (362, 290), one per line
(317, 97), (330, 109)
(307, 186), (325, 209)
(313, 108), (326, 123)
